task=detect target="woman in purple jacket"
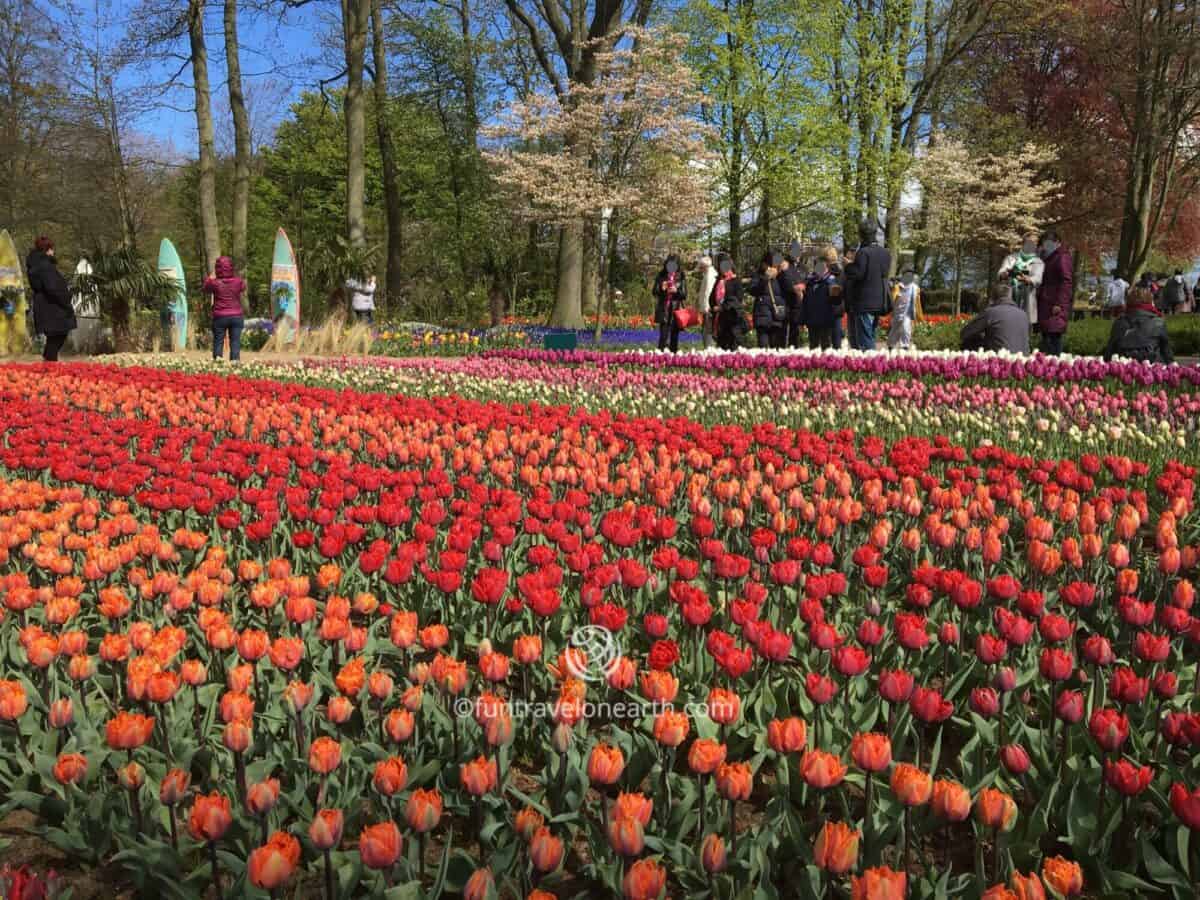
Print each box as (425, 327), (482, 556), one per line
(203, 256), (247, 361)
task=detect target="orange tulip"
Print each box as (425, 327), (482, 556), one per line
(976, 787), (1019, 832)
(188, 792), (233, 842)
(222, 720), (252, 754)
(767, 717), (807, 754)
(851, 866), (907, 900)
(1009, 871), (1046, 900)
(464, 868), (495, 900)
(981, 888), (1018, 900)
(799, 750), (846, 789)
(359, 821), (403, 870)
(248, 831), (301, 890)
(612, 792), (654, 826)
(1041, 856), (1083, 897)
(246, 779), (281, 816)
(701, 833), (727, 873)
(529, 826), (564, 872)
(105, 711), (155, 750)
(715, 762), (753, 801)
(890, 763), (933, 806)
(707, 687), (741, 725)
(160, 768), (190, 805)
(0, 680), (30, 720)
(931, 779), (971, 822)
(515, 806), (545, 840)
(688, 738), (727, 774)
(588, 743), (625, 786)
(607, 814), (645, 856)
(334, 657), (366, 696)
(372, 756), (409, 797)
(406, 788), (443, 833)
(652, 710), (689, 747)
(308, 737), (342, 775)
(308, 809), (344, 851)
(461, 756), (498, 796)
(52, 752), (87, 786)
(622, 857), (667, 900)
(851, 732), (892, 773)
(813, 821), (860, 874)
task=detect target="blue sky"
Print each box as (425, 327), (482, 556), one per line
(97, 0), (332, 155)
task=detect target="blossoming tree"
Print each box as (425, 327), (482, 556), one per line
(912, 137), (1062, 315)
(483, 28), (714, 328)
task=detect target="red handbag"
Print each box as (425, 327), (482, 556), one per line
(673, 307), (699, 329)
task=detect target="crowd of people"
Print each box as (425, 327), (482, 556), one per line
(653, 220), (1181, 364)
(655, 219), (915, 354)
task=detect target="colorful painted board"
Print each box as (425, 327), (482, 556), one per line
(157, 238), (188, 351)
(271, 228), (300, 344)
(0, 230), (28, 354)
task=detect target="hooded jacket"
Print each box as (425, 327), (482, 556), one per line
(203, 256), (246, 319)
(1104, 305), (1173, 364)
(26, 249), (76, 336)
(652, 265), (687, 325)
(1035, 247), (1073, 334)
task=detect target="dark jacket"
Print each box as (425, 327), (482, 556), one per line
(1104, 306), (1173, 363)
(750, 274), (784, 329)
(710, 275), (746, 347)
(802, 271), (840, 329)
(1162, 277), (1185, 311)
(26, 250), (76, 336)
(961, 299), (1030, 354)
(652, 268), (687, 325)
(779, 266), (805, 324)
(203, 256), (247, 319)
(843, 243), (891, 314)
(1036, 247), (1073, 334)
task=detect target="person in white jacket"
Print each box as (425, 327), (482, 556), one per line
(696, 256), (717, 349)
(998, 234), (1044, 325)
(346, 276), (377, 324)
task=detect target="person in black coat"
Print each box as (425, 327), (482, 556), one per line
(710, 254), (746, 351)
(26, 236), (76, 362)
(750, 252), (786, 348)
(803, 247), (842, 350)
(652, 254), (688, 352)
(842, 218), (892, 350)
(780, 250), (807, 348)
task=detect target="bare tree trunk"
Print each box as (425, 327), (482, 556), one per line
(371, 0), (404, 306)
(341, 0), (370, 248)
(188, 0), (221, 273)
(581, 218), (598, 315)
(103, 77), (136, 251)
(223, 0), (251, 268)
(551, 222), (584, 328)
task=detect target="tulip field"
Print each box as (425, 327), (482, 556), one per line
(0, 350), (1197, 899)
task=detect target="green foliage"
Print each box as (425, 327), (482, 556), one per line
(72, 247), (179, 315)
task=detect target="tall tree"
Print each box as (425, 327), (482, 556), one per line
(223, 0), (251, 267)
(341, 0), (371, 249)
(370, 0), (404, 306)
(503, 0), (654, 327)
(187, 0), (222, 272)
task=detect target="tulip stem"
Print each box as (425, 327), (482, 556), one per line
(323, 848), (334, 900)
(129, 790), (143, 836)
(168, 805), (178, 850)
(904, 805), (913, 875)
(728, 796), (737, 855)
(864, 771), (873, 866)
(992, 826), (1001, 883)
(419, 831), (426, 883)
(235, 752), (247, 803)
(698, 774), (707, 840)
(209, 841), (222, 900)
